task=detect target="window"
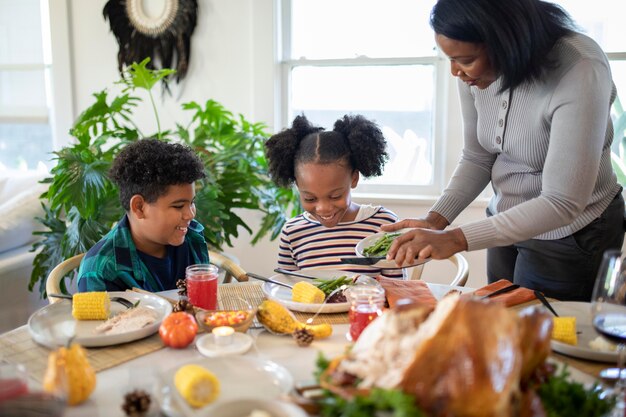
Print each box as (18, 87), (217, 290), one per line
(0, 0), (72, 172)
(280, 0), (443, 198)
(281, 0), (626, 200)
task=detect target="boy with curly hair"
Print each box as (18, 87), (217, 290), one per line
(77, 139), (210, 292)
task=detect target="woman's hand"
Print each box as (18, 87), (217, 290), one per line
(386, 227), (468, 266)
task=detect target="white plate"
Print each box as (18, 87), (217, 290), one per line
(261, 269), (367, 313)
(549, 301), (618, 363)
(27, 291), (172, 348)
(208, 399), (308, 417)
(158, 357), (294, 417)
(355, 229), (430, 269)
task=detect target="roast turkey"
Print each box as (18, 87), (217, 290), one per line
(331, 293), (553, 417)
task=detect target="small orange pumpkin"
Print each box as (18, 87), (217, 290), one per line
(43, 343), (96, 405)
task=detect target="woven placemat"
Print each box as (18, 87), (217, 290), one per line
(223, 281), (349, 325)
(0, 328), (163, 385)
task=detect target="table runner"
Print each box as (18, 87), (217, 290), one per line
(0, 281), (348, 384)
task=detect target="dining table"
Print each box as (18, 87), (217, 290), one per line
(0, 280), (610, 417)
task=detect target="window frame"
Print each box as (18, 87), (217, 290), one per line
(0, 0), (74, 171)
(277, 0), (455, 199)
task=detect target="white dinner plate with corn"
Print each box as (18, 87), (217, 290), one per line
(157, 357), (294, 417)
(549, 301), (617, 363)
(261, 269), (364, 313)
(28, 291), (172, 348)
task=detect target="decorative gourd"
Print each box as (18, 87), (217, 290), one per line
(43, 343), (96, 405)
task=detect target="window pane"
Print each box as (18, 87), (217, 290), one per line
(290, 0), (437, 59)
(0, 123), (53, 170)
(552, 0), (626, 53)
(290, 65), (435, 185)
(0, 0), (43, 64)
(0, 70), (48, 110)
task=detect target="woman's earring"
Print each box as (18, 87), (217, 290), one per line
(456, 70), (463, 76)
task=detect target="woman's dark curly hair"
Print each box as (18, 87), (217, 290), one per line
(110, 139), (206, 210)
(430, 0), (577, 91)
(264, 114), (388, 188)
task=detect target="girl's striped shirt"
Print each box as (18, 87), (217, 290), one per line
(278, 205), (404, 279)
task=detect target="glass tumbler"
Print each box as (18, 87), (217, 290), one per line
(186, 264), (219, 310)
(346, 284), (385, 342)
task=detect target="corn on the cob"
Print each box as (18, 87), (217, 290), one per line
(72, 292), (110, 320)
(256, 300), (299, 334)
(551, 316), (577, 345)
(174, 364), (220, 408)
(292, 282), (326, 304)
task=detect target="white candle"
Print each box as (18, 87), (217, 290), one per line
(212, 326), (235, 346)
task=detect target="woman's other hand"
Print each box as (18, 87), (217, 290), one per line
(381, 211), (450, 233)
(386, 228), (468, 266)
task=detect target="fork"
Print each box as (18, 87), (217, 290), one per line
(48, 293), (135, 309)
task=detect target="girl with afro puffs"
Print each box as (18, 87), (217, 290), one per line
(265, 114), (403, 278)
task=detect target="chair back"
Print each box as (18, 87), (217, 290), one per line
(46, 253), (85, 303)
(45, 251), (248, 303)
(208, 250), (248, 283)
(407, 253), (469, 287)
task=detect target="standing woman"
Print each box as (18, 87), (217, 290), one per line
(383, 0), (624, 301)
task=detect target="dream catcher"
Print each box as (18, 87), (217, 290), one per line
(103, 0), (198, 83)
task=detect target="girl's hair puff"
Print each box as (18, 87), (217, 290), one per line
(264, 114), (388, 188)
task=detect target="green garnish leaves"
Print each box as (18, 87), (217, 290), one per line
(538, 366), (615, 417)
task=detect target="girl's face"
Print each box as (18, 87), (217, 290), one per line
(295, 162), (359, 228)
(129, 183), (197, 258)
(435, 34), (497, 89)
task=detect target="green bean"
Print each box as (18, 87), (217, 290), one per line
(314, 276), (352, 296)
(362, 233), (401, 256)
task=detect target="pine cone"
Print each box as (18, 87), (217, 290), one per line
(292, 327), (314, 347)
(173, 299), (194, 314)
(176, 279), (187, 296)
(122, 389), (151, 416)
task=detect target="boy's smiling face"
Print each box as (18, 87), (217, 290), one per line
(129, 183), (197, 258)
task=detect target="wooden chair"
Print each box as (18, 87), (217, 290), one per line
(208, 250), (248, 283)
(45, 250), (248, 304)
(405, 253), (469, 287)
(45, 253), (85, 303)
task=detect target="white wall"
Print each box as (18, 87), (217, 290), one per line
(63, 0), (490, 288)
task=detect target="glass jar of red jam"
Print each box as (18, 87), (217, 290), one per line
(346, 284), (385, 342)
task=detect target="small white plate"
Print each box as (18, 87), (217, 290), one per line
(261, 269), (367, 313)
(208, 398), (308, 417)
(27, 291), (172, 348)
(355, 229), (430, 269)
(549, 301), (617, 363)
(196, 333), (253, 357)
(158, 357), (294, 417)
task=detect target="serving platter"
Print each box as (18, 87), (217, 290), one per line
(549, 301), (617, 363)
(355, 229), (430, 269)
(157, 357), (294, 417)
(28, 291), (172, 348)
(261, 269), (367, 313)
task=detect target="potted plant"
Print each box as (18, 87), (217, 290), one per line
(29, 59), (300, 296)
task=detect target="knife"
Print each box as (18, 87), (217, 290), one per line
(479, 284), (520, 299)
(273, 268), (318, 280)
(246, 272), (293, 289)
(533, 290), (559, 316)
